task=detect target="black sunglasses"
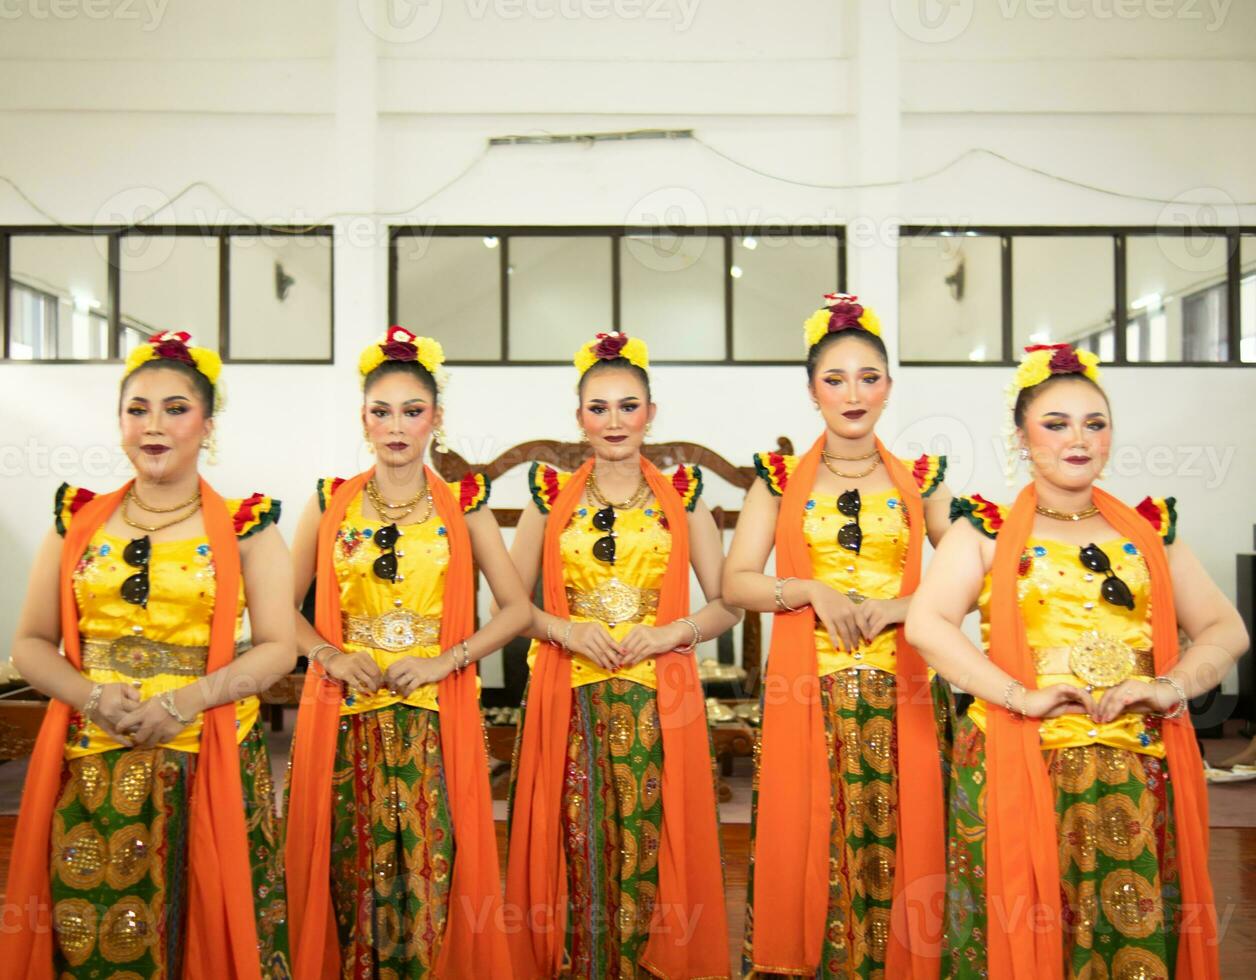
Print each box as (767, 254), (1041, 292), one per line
(837, 489), (862, 555)
(373, 524), (400, 583)
(1078, 543), (1135, 610)
(591, 506), (617, 565)
(120, 535), (151, 608)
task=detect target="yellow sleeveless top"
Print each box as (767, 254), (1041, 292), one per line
(525, 462), (703, 690)
(55, 483), (278, 757)
(952, 493), (1177, 756)
(754, 451), (946, 677)
(318, 473), (489, 715)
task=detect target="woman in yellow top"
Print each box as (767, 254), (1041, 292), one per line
(3, 331), (295, 979)
(723, 294), (953, 979)
(283, 327), (530, 979)
(906, 343), (1247, 979)
(505, 331), (741, 980)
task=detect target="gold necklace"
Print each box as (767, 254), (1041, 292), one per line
(1035, 504), (1100, 522)
(821, 448), (878, 463)
(821, 454), (880, 480)
(588, 470), (650, 511)
(366, 478), (432, 524)
(122, 489), (201, 532)
(129, 484), (201, 513)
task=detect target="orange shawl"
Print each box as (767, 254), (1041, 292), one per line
(751, 436), (945, 977)
(284, 468), (509, 979)
(505, 456), (729, 979)
(985, 484), (1218, 979)
(0, 479), (262, 980)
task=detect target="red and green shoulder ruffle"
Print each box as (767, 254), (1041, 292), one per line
(316, 476), (348, 513)
(54, 483), (98, 537)
(949, 494), (1006, 539)
(903, 453), (947, 498)
(451, 472), (491, 514)
(226, 493), (281, 540)
(528, 462), (573, 515)
(671, 464), (703, 512)
(1136, 495), (1178, 545)
(752, 452), (798, 497)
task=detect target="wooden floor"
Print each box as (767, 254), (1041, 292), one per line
(2, 817), (1251, 976)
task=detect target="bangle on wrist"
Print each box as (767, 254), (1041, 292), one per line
(81, 682), (104, 720)
(157, 689), (197, 727)
(309, 642), (339, 668)
(775, 576), (801, 613)
(676, 617), (701, 653)
(1154, 675), (1189, 719)
(562, 622), (575, 651)
(458, 641), (471, 672)
(545, 623), (556, 648)
(1002, 679), (1026, 718)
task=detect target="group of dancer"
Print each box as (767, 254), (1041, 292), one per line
(1, 291), (1248, 980)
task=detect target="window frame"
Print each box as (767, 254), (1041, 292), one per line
(0, 225), (336, 365)
(388, 224), (847, 366)
(898, 225), (1253, 368)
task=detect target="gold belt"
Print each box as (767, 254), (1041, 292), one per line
(81, 636), (209, 679)
(344, 611), (442, 652)
(567, 580), (659, 627)
(1034, 631), (1154, 687)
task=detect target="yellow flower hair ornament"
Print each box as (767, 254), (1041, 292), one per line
(803, 292), (882, 352)
(573, 331), (650, 377)
(358, 326), (448, 392)
(1002, 343), (1103, 484)
(124, 331), (225, 412)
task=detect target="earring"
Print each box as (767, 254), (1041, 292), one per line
(1018, 447), (1030, 461)
(363, 430), (375, 456)
(645, 422), (652, 435)
(434, 426), (450, 454)
(202, 432), (219, 466)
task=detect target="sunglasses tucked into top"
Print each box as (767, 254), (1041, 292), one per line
(1078, 542), (1136, 610)
(120, 535), (152, 608)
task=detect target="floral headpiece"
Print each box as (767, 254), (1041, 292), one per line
(358, 325), (448, 392)
(124, 331), (224, 412)
(803, 292), (882, 352)
(573, 331), (650, 377)
(1003, 343), (1103, 483)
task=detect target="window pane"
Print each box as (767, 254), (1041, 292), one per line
(396, 235), (501, 361)
(508, 237), (611, 360)
(1242, 236), (1255, 363)
(1012, 236), (1113, 356)
(1126, 234), (1230, 363)
(228, 235), (332, 360)
(899, 233), (1002, 361)
(621, 233), (723, 360)
(120, 234), (219, 356)
(9, 235), (110, 360)
(733, 233), (839, 361)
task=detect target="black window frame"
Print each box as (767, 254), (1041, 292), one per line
(0, 225), (336, 365)
(898, 225), (1254, 368)
(388, 224), (847, 366)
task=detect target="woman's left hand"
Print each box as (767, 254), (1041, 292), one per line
(1092, 679), (1179, 724)
(617, 623), (689, 667)
(384, 654), (455, 698)
(854, 597), (908, 644)
(116, 697), (185, 749)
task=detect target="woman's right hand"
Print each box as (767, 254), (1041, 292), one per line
(1019, 683), (1097, 719)
(89, 682), (141, 746)
(320, 649), (384, 695)
(810, 583), (863, 653)
(564, 621), (623, 671)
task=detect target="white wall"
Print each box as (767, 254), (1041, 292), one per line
(2, 1), (1255, 691)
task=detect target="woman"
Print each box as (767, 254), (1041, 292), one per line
(905, 342), (1248, 979)
(284, 326), (530, 979)
(3, 331), (295, 979)
(723, 293), (953, 979)
(505, 330), (739, 980)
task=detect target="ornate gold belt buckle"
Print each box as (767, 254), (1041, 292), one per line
(598, 578), (642, 625)
(371, 610), (419, 652)
(1068, 630), (1135, 688)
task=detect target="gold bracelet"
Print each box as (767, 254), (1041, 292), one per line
(308, 642), (339, 668)
(676, 617), (701, 653)
(1154, 675), (1189, 719)
(775, 576), (801, 613)
(80, 682), (104, 720)
(1002, 679), (1025, 717)
(157, 689), (197, 727)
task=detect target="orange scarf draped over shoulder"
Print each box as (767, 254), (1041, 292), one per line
(0, 479), (262, 980)
(984, 484), (1218, 979)
(750, 436), (946, 978)
(284, 468), (509, 979)
(505, 456), (730, 979)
